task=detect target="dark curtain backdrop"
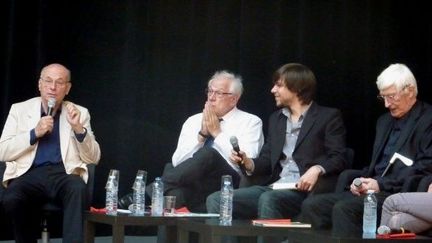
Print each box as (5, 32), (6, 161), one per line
(2, 0), (432, 214)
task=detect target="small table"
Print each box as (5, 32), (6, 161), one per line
(176, 218), (432, 243)
(84, 212), (178, 243)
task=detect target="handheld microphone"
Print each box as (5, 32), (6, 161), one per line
(47, 98), (56, 116)
(229, 136), (240, 153)
(377, 225), (411, 235)
(230, 136), (247, 174)
(353, 178), (362, 187)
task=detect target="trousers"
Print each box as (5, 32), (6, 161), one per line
(2, 163), (87, 243)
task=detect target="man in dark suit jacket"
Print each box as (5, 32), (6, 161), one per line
(206, 63), (347, 219)
(301, 63), (432, 237)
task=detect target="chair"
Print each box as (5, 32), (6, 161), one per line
(0, 163), (95, 243)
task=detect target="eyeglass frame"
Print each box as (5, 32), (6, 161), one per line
(40, 77), (70, 88)
(376, 85), (410, 103)
(205, 88), (233, 98)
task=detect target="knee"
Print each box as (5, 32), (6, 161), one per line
(2, 190), (24, 213)
(69, 179), (86, 193)
(382, 193), (398, 211)
(206, 191), (221, 213)
(258, 192), (279, 218)
(301, 196), (317, 215)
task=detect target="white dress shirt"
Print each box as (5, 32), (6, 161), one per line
(172, 107), (264, 173)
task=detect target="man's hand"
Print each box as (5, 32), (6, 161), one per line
(202, 102), (221, 138)
(296, 166), (321, 191)
(428, 183), (432, 193)
(230, 150), (254, 172)
(350, 177), (380, 196)
(35, 116), (54, 138)
(65, 102), (84, 134)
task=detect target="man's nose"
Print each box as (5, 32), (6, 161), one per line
(384, 99), (391, 108)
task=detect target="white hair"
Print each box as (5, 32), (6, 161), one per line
(208, 70), (243, 96)
(376, 63), (417, 95)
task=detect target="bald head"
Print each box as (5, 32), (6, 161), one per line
(41, 63), (71, 82)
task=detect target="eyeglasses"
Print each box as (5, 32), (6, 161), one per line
(40, 77), (70, 88)
(377, 85), (410, 103)
(376, 93), (401, 103)
(205, 88), (233, 98)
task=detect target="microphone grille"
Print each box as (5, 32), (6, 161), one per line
(353, 178), (362, 187)
(48, 98), (56, 108)
(377, 225), (391, 235)
(230, 136), (238, 146)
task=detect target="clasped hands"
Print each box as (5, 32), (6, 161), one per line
(198, 102), (221, 142)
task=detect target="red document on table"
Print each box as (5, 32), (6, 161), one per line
(252, 219), (311, 228)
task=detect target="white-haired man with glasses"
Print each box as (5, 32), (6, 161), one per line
(0, 63), (101, 242)
(301, 63), (432, 237)
(150, 70), (264, 212)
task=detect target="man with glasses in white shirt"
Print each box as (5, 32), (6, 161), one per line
(154, 70), (264, 212)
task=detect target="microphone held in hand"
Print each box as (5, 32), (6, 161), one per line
(377, 225), (411, 235)
(47, 98), (56, 116)
(230, 136), (240, 153)
(230, 136), (247, 173)
(353, 178), (362, 187)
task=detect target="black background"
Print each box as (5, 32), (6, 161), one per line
(1, 0), (432, 238)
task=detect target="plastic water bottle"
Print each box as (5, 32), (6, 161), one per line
(105, 175), (118, 215)
(151, 177), (164, 216)
(132, 170), (147, 216)
(219, 175), (233, 225)
(363, 190), (377, 236)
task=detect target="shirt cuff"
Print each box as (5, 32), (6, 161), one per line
(74, 127), (87, 142)
(30, 129), (38, 145)
(245, 159), (255, 176)
(315, 165), (326, 175)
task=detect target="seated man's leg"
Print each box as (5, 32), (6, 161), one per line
(53, 166), (87, 243)
(381, 192), (432, 233)
(162, 147), (240, 210)
(162, 147), (240, 188)
(258, 189), (308, 219)
(301, 191), (351, 229)
(207, 185), (269, 219)
(332, 192), (389, 237)
(3, 168), (46, 243)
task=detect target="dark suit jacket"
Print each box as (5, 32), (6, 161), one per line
(361, 101), (432, 193)
(252, 102), (347, 187)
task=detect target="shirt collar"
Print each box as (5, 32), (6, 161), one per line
(220, 107), (238, 121)
(281, 102), (312, 121)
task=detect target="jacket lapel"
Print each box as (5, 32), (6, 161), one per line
(60, 102), (71, 163)
(295, 103), (317, 150)
(393, 102), (422, 153)
(272, 111), (287, 169)
(27, 98), (42, 129)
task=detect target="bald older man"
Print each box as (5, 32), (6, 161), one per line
(0, 63), (101, 243)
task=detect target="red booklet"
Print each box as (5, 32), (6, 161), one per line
(252, 219), (311, 228)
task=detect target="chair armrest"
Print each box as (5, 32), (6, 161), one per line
(401, 175), (424, 192)
(417, 175), (432, 192)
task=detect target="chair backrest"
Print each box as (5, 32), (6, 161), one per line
(345, 147), (355, 169)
